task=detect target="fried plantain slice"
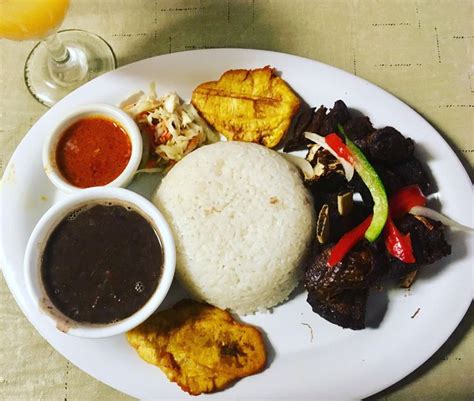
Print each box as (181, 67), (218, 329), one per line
(191, 66), (300, 148)
(126, 299), (267, 395)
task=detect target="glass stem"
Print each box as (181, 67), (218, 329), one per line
(41, 32), (88, 86)
(43, 33), (70, 64)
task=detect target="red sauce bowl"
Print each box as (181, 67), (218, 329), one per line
(43, 104), (142, 192)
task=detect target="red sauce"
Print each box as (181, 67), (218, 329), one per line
(56, 117), (132, 188)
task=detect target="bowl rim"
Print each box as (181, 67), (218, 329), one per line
(23, 187), (176, 338)
(42, 103), (143, 193)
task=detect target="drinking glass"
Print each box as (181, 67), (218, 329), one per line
(0, 0), (116, 106)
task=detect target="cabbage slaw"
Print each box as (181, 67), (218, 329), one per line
(121, 85), (219, 172)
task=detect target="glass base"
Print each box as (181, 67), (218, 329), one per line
(25, 29), (116, 107)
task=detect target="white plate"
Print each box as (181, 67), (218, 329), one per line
(1, 49), (472, 400)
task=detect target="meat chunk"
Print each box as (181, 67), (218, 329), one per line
(305, 245), (379, 295)
(366, 127), (414, 164)
(319, 100), (352, 136)
(307, 289), (369, 330)
(307, 105), (329, 134)
(391, 157), (433, 194)
(343, 116), (375, 146)
(283, 106), (328, 152)
(372, 164), (405, 196)
(403, 215), (451, 263)
(304, 243), (385, 329)
(284, 100), (351, 151)
(388, 215), (451, 277)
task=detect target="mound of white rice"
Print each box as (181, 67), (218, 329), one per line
(152, 141), (315, 314)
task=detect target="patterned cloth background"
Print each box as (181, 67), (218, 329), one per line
(0, 0), (472, 400)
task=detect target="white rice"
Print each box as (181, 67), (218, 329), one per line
(152, 141), (315, 314)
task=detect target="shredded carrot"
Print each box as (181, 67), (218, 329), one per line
(159, 132), (172, 144)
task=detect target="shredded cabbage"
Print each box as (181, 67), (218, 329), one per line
(121, 85), (218, 171)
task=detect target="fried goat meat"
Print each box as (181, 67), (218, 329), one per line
(304, 243), (385, 330)
(387, 214), (451, 278)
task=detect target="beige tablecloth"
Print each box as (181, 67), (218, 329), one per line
(1, 1), (473, 400)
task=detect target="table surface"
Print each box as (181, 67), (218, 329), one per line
(0, 0), (473, 400)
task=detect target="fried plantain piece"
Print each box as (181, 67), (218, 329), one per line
(191, 66), (300, 148)
(126, 299), (267, 395)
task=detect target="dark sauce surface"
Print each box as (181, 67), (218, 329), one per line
(41, 203), (163, 324)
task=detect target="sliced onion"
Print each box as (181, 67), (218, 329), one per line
(282, 153), (315, 180)
(409, 206), (474, 232)
(304, 132), (354, 181)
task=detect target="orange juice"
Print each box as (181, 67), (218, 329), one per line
(0, 0), (69, 41)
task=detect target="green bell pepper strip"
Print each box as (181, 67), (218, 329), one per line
(338, 125), (388, 242)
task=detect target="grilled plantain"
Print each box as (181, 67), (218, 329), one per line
(126, 299), (267, 395)
(191, 66), (300, 148)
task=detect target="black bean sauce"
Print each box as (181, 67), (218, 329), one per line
(41, 203), (163, 324)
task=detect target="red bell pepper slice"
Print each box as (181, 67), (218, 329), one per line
(325, 133), (354, 164)
(384, 185), (424, 263)
(384, 215), (416, 263)
(389, 185), (426, 219)
(326, 185), (425, 267)
(327, 216), (372, 267)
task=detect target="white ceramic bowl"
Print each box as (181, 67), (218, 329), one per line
(24, 187), (175, 338)
(42, 103), (142, 193)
